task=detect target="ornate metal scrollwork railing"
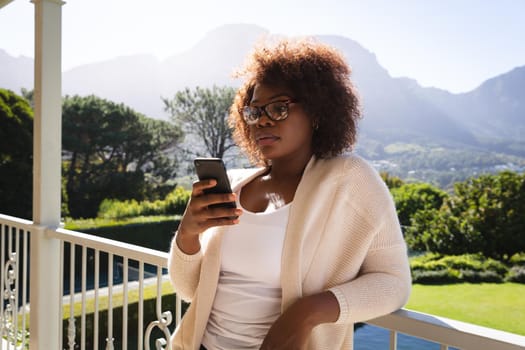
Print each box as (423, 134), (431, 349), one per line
(0, 217), (30, 350)
(144, 267), (173, 350)
(2, 252), (17, 344)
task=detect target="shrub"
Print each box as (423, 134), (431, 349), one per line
(506, 266), (525, 283)
(412, 269), (461, 284)
(509, 252), (525, 266)
(460, 270), (503, 283)
(411, 260), (448, 272)
(97, 187), (190, 219)
(410, 253), (509, 284)
(438, 254), (484, 271)
(98, 199), (142, 219)
(165, 186), (191, 214)
(483, 258), (509, 275)
(438, 254), (508, 275)
(409, 252), (442, 263)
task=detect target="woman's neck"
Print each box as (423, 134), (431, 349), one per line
(266, 152), (313, 182)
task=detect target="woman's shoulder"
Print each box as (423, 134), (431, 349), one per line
(315, 153), (389, 197)
(342, 153), (382, 180)
(313, 153), (379, 179)
(327, 154), (396, 219)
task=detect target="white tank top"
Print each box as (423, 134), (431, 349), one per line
(201, 194), (290, 350)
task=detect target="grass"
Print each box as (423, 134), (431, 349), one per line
(406, 283), (525, 335)
(63, 215), (180, 231)
(15, 280), (176, 328)
(61, 280), (176, 319)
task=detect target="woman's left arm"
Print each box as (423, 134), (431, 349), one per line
(260, 291), (340, 350)
(261, 242), (410, 349)
(328, 242), (412, 324)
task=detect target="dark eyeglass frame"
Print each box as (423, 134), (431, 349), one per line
(242, 99), (297, 125)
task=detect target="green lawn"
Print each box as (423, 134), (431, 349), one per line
(406, 283), (525, 336)
(64, 215), (179, 231)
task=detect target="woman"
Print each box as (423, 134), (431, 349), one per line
(168, 37), (411, 350)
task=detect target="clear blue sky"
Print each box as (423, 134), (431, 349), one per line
(1, 0), (524, 93)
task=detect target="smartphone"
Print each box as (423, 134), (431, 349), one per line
(194, 157), (237, 210)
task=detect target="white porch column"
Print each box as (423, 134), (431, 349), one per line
(30, 0), (64, 349)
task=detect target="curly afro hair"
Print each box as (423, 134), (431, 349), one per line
(229, 37), (362, 166)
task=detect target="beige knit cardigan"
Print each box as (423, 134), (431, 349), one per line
(168, 154), (412, 349)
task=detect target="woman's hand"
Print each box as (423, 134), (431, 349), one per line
(176, 179), (242, 254)
(260, 292), (340, 350)
(259, 300), (313, 350)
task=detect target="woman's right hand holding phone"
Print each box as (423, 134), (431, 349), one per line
(176, 179), (242, 255)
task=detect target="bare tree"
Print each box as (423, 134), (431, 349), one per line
(163, 85), (237, 161)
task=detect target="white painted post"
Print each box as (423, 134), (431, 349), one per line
(30, 0), (64, 349)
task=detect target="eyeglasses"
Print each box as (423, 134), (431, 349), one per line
(242, 100), (297, 125)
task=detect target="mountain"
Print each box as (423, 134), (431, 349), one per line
(0, 49), (33, 93)
(445, 67), (524, 141)
(63, 54), (162, 119)
(1, 24), (523, 158)
(404, 66), (525, 156)
(61, 24), (269, 120)
(316, 35), (478, 146)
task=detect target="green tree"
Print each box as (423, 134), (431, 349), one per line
(407, 171), (525, 261)
(0, 89), (33, 219)
(63, 95), (182, 218)
(163, 85), (236, 160)
(380, 171), (404, 189)
(391, 182), (447, 227)
(405, 208), (478, 254)
(449, 171), (525, 261)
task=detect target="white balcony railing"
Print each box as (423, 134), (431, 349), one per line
(1, 214), (182, 350)
(1, 213), (525, 350)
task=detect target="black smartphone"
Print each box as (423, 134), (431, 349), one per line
(194, 157), (237, 210)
